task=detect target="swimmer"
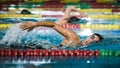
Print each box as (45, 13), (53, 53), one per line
(20, 21), (103, 49)
(55, 6), (87, 25)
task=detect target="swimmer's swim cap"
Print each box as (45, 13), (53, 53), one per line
(68, 16), (88, 24)
(20, 9), (32, 14)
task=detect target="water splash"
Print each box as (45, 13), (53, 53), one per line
(0, 23), (28, 45)
(0, 23), (63, 49)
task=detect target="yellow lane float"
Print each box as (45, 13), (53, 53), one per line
(0, 24), (120, 30)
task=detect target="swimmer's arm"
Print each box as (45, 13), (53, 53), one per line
(61, 6), (73, 20)
(33, 21), (77, 41)
(68, 6), (87, 17)
(20, 21), (55, 31)
(35, 21), (55, 27)
(21, 21), (78, 40)
(62, 6), (87, 20)
(35, 21), (80, 39)
(70, 6), (87, 17)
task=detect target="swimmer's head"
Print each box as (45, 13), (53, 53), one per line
(82, 33), (104, 45)
(67, 16), (88, 24)
(20, 9), (32, 14)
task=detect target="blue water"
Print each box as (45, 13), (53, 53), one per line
(0, 18), (120, 68)
(0, 56), (120, 68)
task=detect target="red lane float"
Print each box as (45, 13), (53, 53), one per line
(95, 50), (100, 56)
(89, 49), (95, 56)
(61, 24), (80, 29)
(5, 49), (12, 56)
(18, 49), (24, 56)
(0, 49), (5, 56)
(25, 49), (32, 56)
(13, 49), (18, 56)
(0, 49), (100, 56)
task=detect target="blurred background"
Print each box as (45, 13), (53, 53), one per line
(0, 0), (120, 68)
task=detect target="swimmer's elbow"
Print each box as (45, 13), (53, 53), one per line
(67, 6), (75, 9)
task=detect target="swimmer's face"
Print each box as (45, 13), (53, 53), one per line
(83, 35), (100, 45)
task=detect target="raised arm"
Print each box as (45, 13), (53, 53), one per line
(20, 21), (77, 38)
(62, 6), (87, 20)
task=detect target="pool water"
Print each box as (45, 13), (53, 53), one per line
(0, 18), (120, 68)
(0, 56), (120, 68)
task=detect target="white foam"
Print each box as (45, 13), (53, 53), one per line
(0, 23), (28, 45)
(0, 23), (55, 49)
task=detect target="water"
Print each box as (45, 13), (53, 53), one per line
(0, 23), (27, 45)
(0, 56), (120, 68)
(0, 23), (64, 49)
(0, 18), (120, 68)
(0, 23), (120, 50)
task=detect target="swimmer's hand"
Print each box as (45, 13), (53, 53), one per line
(20, 22), (36, 31)
(80, 12), (88, 18)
